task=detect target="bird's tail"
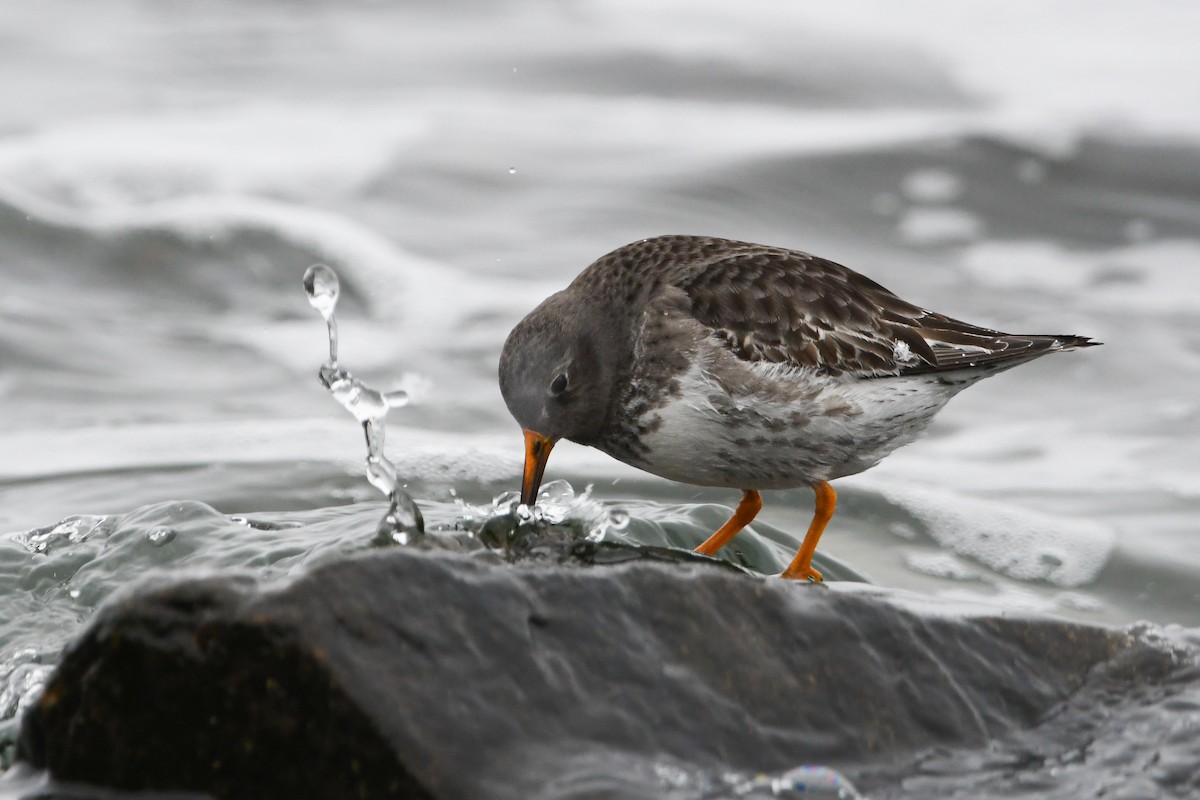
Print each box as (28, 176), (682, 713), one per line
(900, 311), (1101, 376)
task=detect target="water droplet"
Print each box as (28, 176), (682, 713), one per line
(304, 264), (341, 364)
(390, 492), (424, 534)
(366, 456), (398, 498)
(68, 588), (81, 599)
(302, 264), (340, 321)
(492, 491), (521, 515)
(146, 527), (176, 547)
(305, 262), (424, 544)
(478, 515), (517, 549)
(508, 167), (517, 175)
(229, 517), (301, 531)
(374, 511), (410, 546)
(329, 379), (390, 424)
(607, 508), (630, 531)
(537, 479), (574, 507)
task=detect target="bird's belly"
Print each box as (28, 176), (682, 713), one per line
(616, 370), (959, 490)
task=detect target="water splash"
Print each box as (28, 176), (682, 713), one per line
(469, 479), (629, 551)
(303, 263), (424, 544)
(732, 765), (862, 798)
(487, 480), (596, 528)
(647, 761), (861, 799)
(0, 649), (50, 725)
(9, 515), (110, 555)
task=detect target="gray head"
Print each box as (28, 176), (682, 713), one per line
(498, 290), (622, 504)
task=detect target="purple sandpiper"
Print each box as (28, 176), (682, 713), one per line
(498, 236), (1098, 580)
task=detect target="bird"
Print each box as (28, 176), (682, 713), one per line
(498, 235), (1097, 581)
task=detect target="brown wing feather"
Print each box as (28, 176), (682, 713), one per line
(668, 243), (928, 376)
(654, 237), (1095, 377)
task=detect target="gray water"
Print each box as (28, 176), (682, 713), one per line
(1, 0), (1199, 795)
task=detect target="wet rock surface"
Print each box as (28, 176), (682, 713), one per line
(12, 543), (1196, 800)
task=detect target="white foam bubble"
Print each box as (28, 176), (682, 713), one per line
(776, 0), (1200, 140)
(828, 579), (1094, 620)
(0, 184), (549, 383)
(897, 207), (984, 245)
(934, 583), (1094, 617)
(578, 0), (1200, 150)
(959, 238), (1200, 314)
(901, 168), (963, 203)
(869, 423), (1151, 497)
(866, 479), (1116, 587)
(905, 551), (982, 581)
(0, 105), (429, 207)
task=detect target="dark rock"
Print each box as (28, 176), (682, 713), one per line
(13, 544), (1179, 800)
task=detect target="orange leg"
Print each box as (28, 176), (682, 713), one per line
(781, 481), (837, 582)
(694, 489), (762, 556)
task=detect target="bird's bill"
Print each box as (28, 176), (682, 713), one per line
(520, 429), (557, 506)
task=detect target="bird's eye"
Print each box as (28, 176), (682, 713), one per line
(549, 372), (569, 397)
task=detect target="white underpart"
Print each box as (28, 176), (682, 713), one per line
(635, 359), (967, 490)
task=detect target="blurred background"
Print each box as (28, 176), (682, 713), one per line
(0, 0), (1198, 657)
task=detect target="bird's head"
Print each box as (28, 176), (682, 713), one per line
(498, 291), (618, 505)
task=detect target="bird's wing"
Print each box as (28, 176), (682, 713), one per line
(670, 243), (1091, 378)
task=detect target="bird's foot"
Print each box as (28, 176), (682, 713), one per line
(781, 563), (823, 582)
